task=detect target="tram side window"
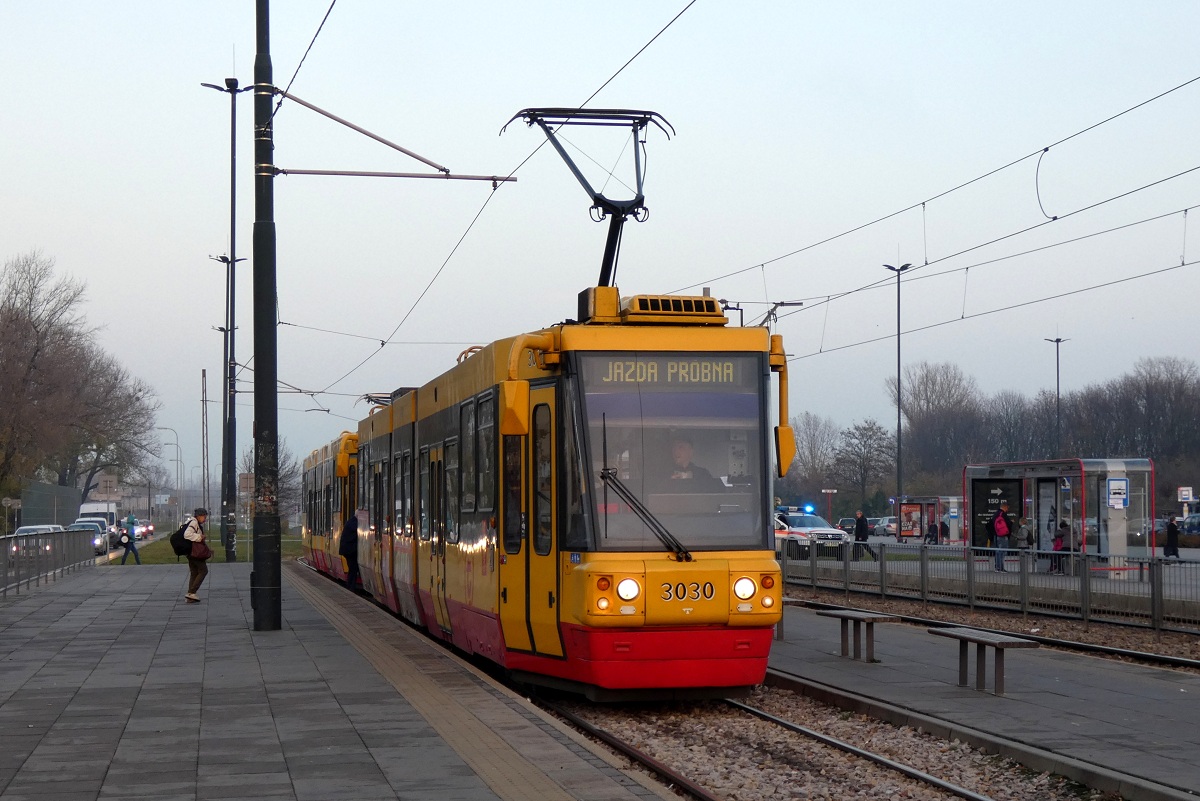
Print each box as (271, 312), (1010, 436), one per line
(461, 403), (476, 513)
(445, 441), (459, 544)
(324, 485), (332, 533)
(502, 435), (523, 554)
(532, 405), (552, 556)
(373, 468), (385, 536)
(359, 445), (371, 520)
(561, 385), (590, 550)
(401, 452), (412, 537)
(478, 398), (495, 511)
(418, 449), (431, 541)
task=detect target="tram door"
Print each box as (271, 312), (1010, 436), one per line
(498, 429), (532, 652)
(425, 446), (452, 634)
(527, 389), (563, 657)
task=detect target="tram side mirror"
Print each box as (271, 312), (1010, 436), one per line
(335, 451), (350, 478)
(774, 424), (796, 478)
(499, 379), (530, 436)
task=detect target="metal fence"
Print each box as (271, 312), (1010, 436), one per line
(2, 529), (97, 597)
(780, 542), (1200, 633)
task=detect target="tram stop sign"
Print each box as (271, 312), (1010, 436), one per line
(1179, 486), (1195, 503)
(1107, 478), (1129, 509)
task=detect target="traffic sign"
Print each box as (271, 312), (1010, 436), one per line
(1180, 487), (1195, 502)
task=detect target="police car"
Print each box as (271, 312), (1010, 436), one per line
(773, 506), (851, 559)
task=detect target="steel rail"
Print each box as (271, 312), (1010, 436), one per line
(726, 698), (995, 801)
(538, 700), (722, 801)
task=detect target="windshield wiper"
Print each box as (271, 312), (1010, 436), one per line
(599, 468), (692, 562)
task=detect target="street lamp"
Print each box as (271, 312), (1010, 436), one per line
(1045, 337), (1069, 457)
(156, 426), (182, 522)
(203, 76), (251, 564)
(884, 263), (911, 500)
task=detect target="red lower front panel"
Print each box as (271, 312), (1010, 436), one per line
(505, 624), (774, 690)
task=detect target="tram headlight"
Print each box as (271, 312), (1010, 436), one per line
(616, 578), (640, 601)
(733, 577), (757, 600)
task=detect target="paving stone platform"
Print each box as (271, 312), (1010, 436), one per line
(0, 563), (671, 801)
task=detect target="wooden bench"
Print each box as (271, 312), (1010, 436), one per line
(815, 609), (899, 662)
(928, 627), (1039, 696)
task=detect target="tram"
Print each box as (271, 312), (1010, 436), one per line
(301, 431), (358, 581)
(302, 285), (796, 699)
(303, 107), (797, 698)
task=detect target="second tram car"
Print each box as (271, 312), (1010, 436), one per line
(303, 286), (796, 699)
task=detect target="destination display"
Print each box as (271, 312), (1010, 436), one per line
(583, 354), (750, 386)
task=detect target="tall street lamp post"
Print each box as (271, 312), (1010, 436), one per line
(203, 77), (251, 564)
(884, 263), (911, 500)
(1045, 337), (1069, 457)
(156, 426), (182, 522)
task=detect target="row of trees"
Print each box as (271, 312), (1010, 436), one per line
(780, 358), (1200, 517)
(0, 252), (161, 501)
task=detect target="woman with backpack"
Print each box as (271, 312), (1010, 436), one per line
(989, 501), (1014, 572)
(183, 508), (212, 603)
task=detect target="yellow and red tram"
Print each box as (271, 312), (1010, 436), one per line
(303, 286), (796, 699)
(301, 431), (359, 581)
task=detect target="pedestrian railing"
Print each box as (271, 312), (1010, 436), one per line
(781, 542), (1200, 634)
(1, 529), (96, 597)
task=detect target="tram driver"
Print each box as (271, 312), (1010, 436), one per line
(665, 435), (722, 491)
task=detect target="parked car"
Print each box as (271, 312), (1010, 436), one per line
(875, 516), (898, 539)
(1181, 514), (1200, 536)
(10, 525), (63, 559)
(836, 517), (856, 535)
(68, 520), (108, 554)
(774, 509), (850, 559)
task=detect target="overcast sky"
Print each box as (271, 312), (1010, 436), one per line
(3, 2), (1198, 489)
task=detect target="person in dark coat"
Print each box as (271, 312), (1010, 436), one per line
(1165, 515), (1181, 559)
(339, 516), (361, 590)
(852, 510), (877, 561)
(989, 501), (1015, 572)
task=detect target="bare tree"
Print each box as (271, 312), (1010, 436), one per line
(985, 391), (1033, 463)
(0, 252), (90, 494)
(830, 419), (893, 505)
(49, 347), (161, 500)
(885, 361), (985, 482)
(791, 412), (839, 484)
(240, 438), (302, 523)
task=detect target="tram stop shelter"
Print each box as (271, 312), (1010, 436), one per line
(962, 459), (1155, 561)
(896, 495), (963, 543)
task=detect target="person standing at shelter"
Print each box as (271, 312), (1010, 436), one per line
(1049, 522), (1068, 574)
(1165, 515), (1181, 559)
(184, 508), (210, 603)
(1015, 517), (1035, 571)
(119, 512), (141, 565)
(989, 501), (1014, 572)
(852, 510), (876, 561)
(339, 516), (361, 590)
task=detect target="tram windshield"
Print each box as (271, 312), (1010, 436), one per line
(567, 351), (768, 552)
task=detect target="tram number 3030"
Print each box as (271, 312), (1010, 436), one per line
(661, 581), (716, 602)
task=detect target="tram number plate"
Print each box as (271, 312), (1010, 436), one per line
(661, 581), (715, 602)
